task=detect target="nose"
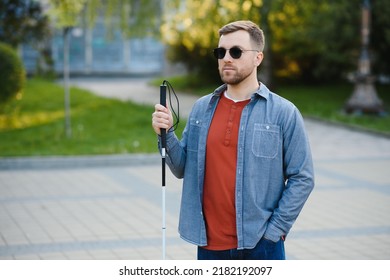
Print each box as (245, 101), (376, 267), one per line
(222, 51), (233, 62)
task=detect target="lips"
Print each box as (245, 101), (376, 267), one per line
(222, 66), (236, 71)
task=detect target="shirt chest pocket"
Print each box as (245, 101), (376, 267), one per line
(251, 124), (280, 158)
(187, 118), (202, 152)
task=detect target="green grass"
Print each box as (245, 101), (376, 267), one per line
(0, 78), (185, 157)
(277, 83), (390, 134)
(1, 77), (389, 157)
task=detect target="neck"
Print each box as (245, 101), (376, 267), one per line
(226, 77), (260, 101)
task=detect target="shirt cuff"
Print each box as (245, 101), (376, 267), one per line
(264, 222), (285, 243)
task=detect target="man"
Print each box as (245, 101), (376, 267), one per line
(152, 20), (314, 260)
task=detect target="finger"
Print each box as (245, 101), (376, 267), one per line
(152, 112), (170, 126)
(155, 104), (168, 112)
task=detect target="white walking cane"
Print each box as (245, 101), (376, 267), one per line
(160, 83), (167, 260)
(159, 80), (179, 260)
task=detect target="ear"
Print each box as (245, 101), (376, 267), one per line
(255, 52), (264, 67)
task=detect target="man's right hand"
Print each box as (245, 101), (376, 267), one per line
(151, 104), (173, 135)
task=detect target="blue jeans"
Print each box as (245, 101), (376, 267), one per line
(197, 238), (285, 260)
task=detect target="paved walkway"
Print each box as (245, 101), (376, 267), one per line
(0, 78), (389, 260)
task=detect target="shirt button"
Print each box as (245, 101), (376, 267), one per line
(266, 125), (270, 129)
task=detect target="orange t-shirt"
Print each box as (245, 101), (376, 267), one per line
(202, 92), (250, 250)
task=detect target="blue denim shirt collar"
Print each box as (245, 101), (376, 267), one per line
(211, 82), (270, 101)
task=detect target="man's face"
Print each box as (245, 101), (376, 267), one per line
(217, 30), (263, 85)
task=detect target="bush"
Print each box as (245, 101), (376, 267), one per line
(0, 42), (26, 105)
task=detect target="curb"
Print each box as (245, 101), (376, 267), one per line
(0, 153), (161, 170)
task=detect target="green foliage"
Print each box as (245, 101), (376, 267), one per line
(162, 0), (390, 85)
(0, 0), (53, 78)
(269, 0), (361, 83)
(47, 0), (88, 28)
(0, 43), (26, 106)
(371, 0), (390, 76)
(166, 43), (220, 85)
(47, 0), (162, 38)
(0, 0), (51, 48)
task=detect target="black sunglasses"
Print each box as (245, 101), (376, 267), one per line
(213, 47), (259, 59)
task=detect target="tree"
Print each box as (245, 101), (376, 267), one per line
(0, 0), (51, 48)
(269, 0), (361, 83)
(46, 0), (162, 138)
(371, 0), (390, 78)
(0, 42), (25, 107)
(0, 0), (52, 76)
(47, 0), (87, 138)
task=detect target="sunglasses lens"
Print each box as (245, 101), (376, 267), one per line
(229, 47), (242, 59)
(213, 47), (243, 59)
(214, 48), (226, 59)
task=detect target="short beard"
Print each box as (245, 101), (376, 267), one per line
(220, 69), (252, 85)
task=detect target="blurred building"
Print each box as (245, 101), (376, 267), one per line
(20, 18), (165, 76)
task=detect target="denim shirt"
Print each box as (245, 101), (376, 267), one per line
(159, 83), (314, 249)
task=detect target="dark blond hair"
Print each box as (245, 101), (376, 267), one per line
(219, 20), (265, 51)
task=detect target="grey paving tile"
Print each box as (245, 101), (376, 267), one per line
(39, 252), (68, 260)
(63, 250), (94, 260)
